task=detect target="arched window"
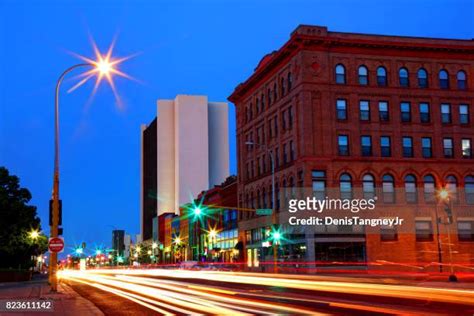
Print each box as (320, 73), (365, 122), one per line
(423, 175), (436, 203)
(358, 66), (368, 85)
(335, 64), (346, 84)
(399, 68), (409, 87)
(256, 190), (261, 209)
(363, 174), (375, 199)
(377, 67), (387, 86)
(418, 68), (428, 88)
(339, 173), (352, 199)
(382, 174), (395, 203)
(287, 72), (293, 91)
(250, 191), (255, 209)
(280, 77), (285, 96)
(445, 175), (458, 202)
(262, 187), (267, 208)
(404, 174), (417, 203)
(457, 71), (467, 90)
(465, 176), (474, 204)
(439, 69), (449, 89)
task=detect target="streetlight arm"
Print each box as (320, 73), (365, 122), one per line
(54, 63), (93, 178)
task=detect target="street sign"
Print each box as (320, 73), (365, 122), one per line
(256, 208), (273, 216)
(48, 237), (65, 253)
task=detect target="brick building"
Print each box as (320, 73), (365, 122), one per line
(229, 25), (474, 271)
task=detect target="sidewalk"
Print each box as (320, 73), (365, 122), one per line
(0, 276), (103, 316)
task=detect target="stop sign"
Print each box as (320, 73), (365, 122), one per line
(48, 237), (65, 253)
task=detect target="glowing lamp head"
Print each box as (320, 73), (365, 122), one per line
(97, 59), (112, 75)
(152, 242), (158, 249)
(136, 246), (141, 253)
(29, 230), (39, 240)
(75, 248), (83, 255)
(439, 189), (449, 200)
(174, 237), (182, 245)
(209, 230), (217, 239)
(95, 250), (101, 255)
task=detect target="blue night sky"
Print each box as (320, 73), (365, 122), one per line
(0, 0), (473, 254)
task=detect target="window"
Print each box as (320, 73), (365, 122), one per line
(245, 162), (250, 180)
(380, 136), (391, 157)
(282, 110), (287, 130)
(423, 174), (436, 203)
(382, 174), (395, 203)
(287, 72), (293, 91)
(418, 68), (428, 88)
(280, 77), (285, 96)
(445, 175), (458, 202)
(404, 174), (417, 203)
(273, 83), (277, 101)
(457, 71), (467, 90)
(400, 102), (411, 122)
(441, 104), (451, 124)
(340, 173), (352, 199)
(338, 135), (349, 156)
(290, 140), (295, 161)
(380, 223), (398, 241)
(439, 70), (449, 89)
(358, 66), (368, 85)
(288, 106), (293, 129)
(249, 103), (253, 120)
(419, 103), (430, 123)
(335, 64), (346, 84)
(460, 105), (469, 124)
(402, 137), (413, 157)
(274, 117), (278, 137)
(283, 143), (288, 164)
(256, 97), (260, 113)
(377, 67), (387, 86)
(359, 101), (370, 121)
(422, 137), (432, 158)
(416, 221), (433, 241)
(443, 138), (454, 158)
(462, 139), (472, 158)
(399, 67), (409, 87)
(261, 93), (265, 110)
(458, 221), (474, 241)
(363, 174), (375, 199)
(376, 102), (389, 123)
(361, 136), (372, 156)
(275, 147), (279, 167)
(312, 170), (326, 200)
(267, 88), (272, 105)
(337, 99), (347, 120)
(465, 176), (474, 204)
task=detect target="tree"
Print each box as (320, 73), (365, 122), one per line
(0, 166), (47, 269)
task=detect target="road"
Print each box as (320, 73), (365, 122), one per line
(59, 269), (474, 315)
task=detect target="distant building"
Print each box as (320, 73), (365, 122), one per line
(124, 234), (131, 259)
(112, 230), (125, 257)
(140, 95), (230, 241)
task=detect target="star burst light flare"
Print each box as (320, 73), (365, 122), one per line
(67, 36), (138, 109)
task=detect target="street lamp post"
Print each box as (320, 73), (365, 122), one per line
(49, 63), (93, 292)
(245, 141), (277, 273)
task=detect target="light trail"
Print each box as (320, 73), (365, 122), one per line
(59, 268), (474, 315)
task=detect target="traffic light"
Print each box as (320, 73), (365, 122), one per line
(49, 199), (62, 226)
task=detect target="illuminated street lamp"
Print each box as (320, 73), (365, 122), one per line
(152, 242), (158, 249)
(48, 40), (132, 292)
(29, 230), (40, 240)
(246, 140), (278, 272)
(437, 188), (457, 282)
(95, 249), (102, 256)
(75, 248), (83, 255)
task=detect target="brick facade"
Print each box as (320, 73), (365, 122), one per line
(229, 25), (474, 270)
